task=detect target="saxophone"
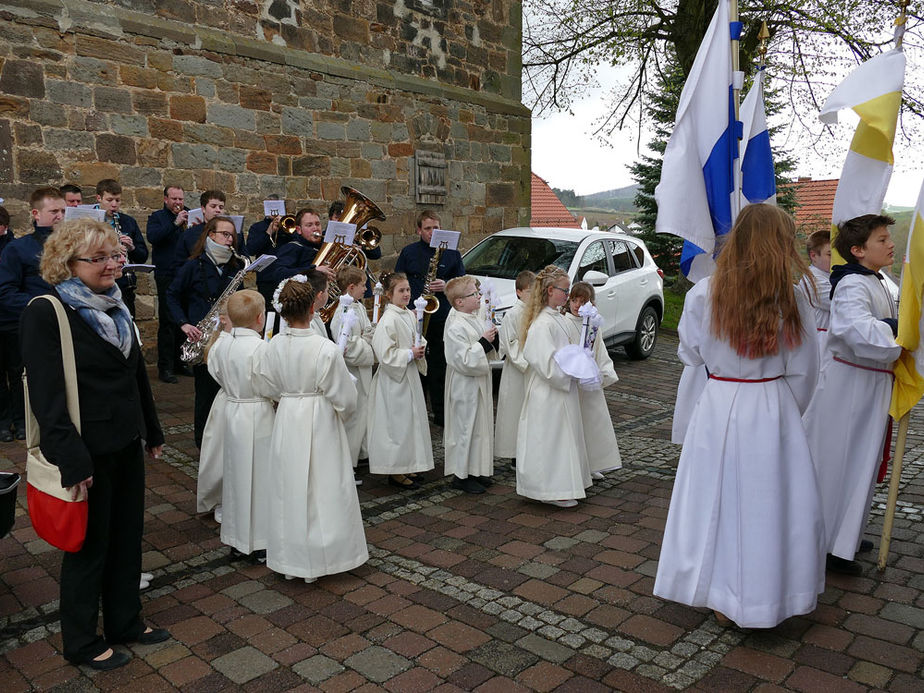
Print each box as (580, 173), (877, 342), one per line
(419, 242), (446, 315)
(180, 249), (250, 366)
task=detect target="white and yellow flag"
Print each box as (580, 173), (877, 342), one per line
(819, 50), (905, 265)
(891, 181), (924, 420)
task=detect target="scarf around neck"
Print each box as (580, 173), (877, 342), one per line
(205, 237), (234, 267)
(56, 277), (134, 357)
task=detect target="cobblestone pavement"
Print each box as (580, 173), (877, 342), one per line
(1, 333), (923, 692)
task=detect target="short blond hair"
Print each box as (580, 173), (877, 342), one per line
(336, 265), (365, 291)
(445, 275), (475, 306)
(40, 219), (120, 285)
(227, 290), (265, 328)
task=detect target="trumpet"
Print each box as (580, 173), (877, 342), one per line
(267, 214), (297, 247)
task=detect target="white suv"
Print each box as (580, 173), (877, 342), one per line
(463, 227), (664, 359)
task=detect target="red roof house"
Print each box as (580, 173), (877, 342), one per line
(530, 173), (579, 228)
(784, 177), (839, 234)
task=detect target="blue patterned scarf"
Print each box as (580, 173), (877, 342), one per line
(56, 277), (134, 357)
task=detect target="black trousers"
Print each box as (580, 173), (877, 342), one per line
(155, 273), (184, 372)
(60, 439), (145, 663)
(0, 329), (24, 432)
(193, 364), (220, 448)
(422, 318), (447, 421)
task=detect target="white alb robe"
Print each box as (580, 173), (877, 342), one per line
(803, 272), (900, 559)
(367, 303), (434, 475)
(197, 389), (227, 513)
(443, 309), (496, 478)
(797, 264), (832, 363)
(208, 329), (275, 554)
(331, 301), (375, 463)
(495, 299), (528, 458)
(671, 365), (707, 445)
(563, 312), (622, 474)
(654, 277), (825, 628)
(260, 328), (367, 579)
(309, 314), (328, 339)
(516, 307), (591, 501)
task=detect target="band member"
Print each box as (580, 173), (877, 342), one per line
(59, 183), (83, 207)
(260, 276), (367, 582)
(257, 208), (334, 309)
(394, 211), (465, 426)
(246, 194), (290, 258)
(443, 276), (498, 494)
(147, 185), (189, 383)
(167, 216), (245, 448)
(96, 179), (148, 317)
(173, 191), (239, 268)
(0, 188), (65, 441)
(367, 272), (434, 489)
(516, 266), (591, 508)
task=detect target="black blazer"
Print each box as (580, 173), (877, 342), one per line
(20, 293), (164, 488)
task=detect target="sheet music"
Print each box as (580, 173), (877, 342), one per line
(323, 220), (357, 245)
(430, 229), (461, 250)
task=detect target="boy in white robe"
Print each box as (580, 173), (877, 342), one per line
(367, 272), (434, 489)
(803, 214), (900, 576)
(261, 276), (367, 582)
(443, 277), (498, 494)
(796, 230), (832, 363)
(208, 290), (275, 558)
(494, 271), (533, 460)
(563, 282), (622, 479)
(306, 269), (331, 339)
(331, 266), (376, 478)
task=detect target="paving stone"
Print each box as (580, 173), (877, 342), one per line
(211, 645), (277, 683)
(515, 633), (575, 664)
(344, 646), (412, 683)
(292, 654), (344, 683)
(468, 641), (539, 677)
(237, 589), (293, 614)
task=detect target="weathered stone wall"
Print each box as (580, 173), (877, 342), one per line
(0, 0), (531, 358)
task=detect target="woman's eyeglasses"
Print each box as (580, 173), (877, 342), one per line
(211, 231), (236, 240)
(75, 253), (124, 265)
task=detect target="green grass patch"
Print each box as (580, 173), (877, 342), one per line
(661, 287), (686, 331)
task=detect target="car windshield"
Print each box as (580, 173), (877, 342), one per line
(463, 236), (579, 279)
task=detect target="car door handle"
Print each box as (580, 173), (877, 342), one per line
(607, 291), (617, 298)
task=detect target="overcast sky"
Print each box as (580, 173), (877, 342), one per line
(531, 78), (922, 209)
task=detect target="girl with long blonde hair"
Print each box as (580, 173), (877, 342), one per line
(515, 265), (591, 507)
(654, 203), (826, 629)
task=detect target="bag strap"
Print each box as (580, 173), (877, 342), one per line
(27, 295), (81, 434)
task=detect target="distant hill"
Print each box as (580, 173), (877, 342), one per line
(551, 184), (641, 214)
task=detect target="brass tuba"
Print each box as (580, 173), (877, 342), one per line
(315, 187), (386, 322)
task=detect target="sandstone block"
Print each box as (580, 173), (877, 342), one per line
(208, 103), (255, 131)
(0, 96), (30, 117)
(0, 120), (11, 183)
(148, 118), (184, 142)
(486, 182), (516, 207)
(317, 122), (345, 140)
(276, 157), (291, 176)
(132, 91), (168, 117)
(120, 65), (159, 90)
(195, 170), (236, 193)
(0, 60), (44, 98)
(264, 135), (301, 155)
(121, 166), (162, 188)
(235, 131), (265, 150)
(346, 118), (371, 141)
(350, 159), (372, 178)
(93, 86), (133, 114)
(67, 161), (120, 186)
(172, 143), (218, 169)
(46, 80), (92, 108)
(169, 95), (206, 123)
(281, 107), (313, 136)
(196, 79), (217, 98)
(14, 122), (43, 147)
(96, 133), (137, 165)
(388, 142), (414, 158)
(69, 57), (115, 84)
(246, 152), (276, 175)
(255, 111), (281, 134)
(371, 159), (396, 179)
(292, 155), (330, 178)
(173, 55), (223, 78)
(110, 114), (149, 137)
(78, 35), (144, 65)
(215, 148), (246, 171)
(44, 129), (94, 151)
(136, 139), (170, 167)
(16, 149), (61, 184)
(184, 123), (234, 147)
(362, 143), (385, 160)
(240, 86), (272, 111)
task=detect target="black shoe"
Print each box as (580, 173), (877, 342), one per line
(82, 649), (131, 671)
(179, 365), (194, 377)
(826, 554), (862, 576)
(159, 369), (178, 384)
(13, 427), (25, 441)
(431, 414), (444, 427)
(0, 429), (12, 443)
(356, 457), (369, 468)
(858, 539), (874, 553)
(476, 476), (493, 487)
(133, 627), (170, 645)
(451, 476), (486, 494)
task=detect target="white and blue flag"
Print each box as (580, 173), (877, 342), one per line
(655, 0), (741, 282)
(739, 67), (776, 205)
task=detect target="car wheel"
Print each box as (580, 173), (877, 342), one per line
(626, 305), (658, 360)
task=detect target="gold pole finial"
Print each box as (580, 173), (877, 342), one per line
(757, 21), (770, 67)
(895, 0), (910, 49)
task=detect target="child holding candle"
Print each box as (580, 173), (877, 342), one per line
(367, 272), (433, 489)
(495, 270), (534, 460)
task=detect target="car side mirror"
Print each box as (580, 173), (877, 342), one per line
(583, 270), (608, 286)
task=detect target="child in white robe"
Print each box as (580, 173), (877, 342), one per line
(198, 314), (230, 521)
(443, 276), (498, 494)
(331, 266), (376, 479)
(367, 272), (434, 489)
(208, 290), (275, 557)
(516, 265), (591, 508)
(494, 271), (533, 459)
(654, 203), (825, 629)
(563, 282), (622, 480)
(305, 269), (331, 339)
(796, 230), (832, 363)
(803, 214), (900, 576)
(261, 276), (367, 582)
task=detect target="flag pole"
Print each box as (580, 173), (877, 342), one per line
(878, 0), (910, 572)
(730, 0), (743, 219)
